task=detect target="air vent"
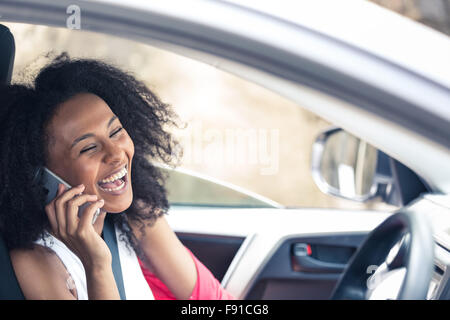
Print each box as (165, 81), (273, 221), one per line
(434, 264), (444, 276)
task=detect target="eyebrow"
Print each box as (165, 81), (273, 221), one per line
(70, 115), (118, 149)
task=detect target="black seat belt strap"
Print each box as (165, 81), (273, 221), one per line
(102, 214), (126, 300)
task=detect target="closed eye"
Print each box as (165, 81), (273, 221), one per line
(80, 145), (96, 154)
(80, 127), (123, 154)
(110, 127), (123, 137)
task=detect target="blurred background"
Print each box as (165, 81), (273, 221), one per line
(3, 0), (449, 210)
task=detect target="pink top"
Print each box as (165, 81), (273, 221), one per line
(138, 248), (236, 300)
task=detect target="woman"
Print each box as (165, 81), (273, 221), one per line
(0, 53), (235, 300)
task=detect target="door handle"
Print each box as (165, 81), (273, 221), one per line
(291, 243), (347, 274)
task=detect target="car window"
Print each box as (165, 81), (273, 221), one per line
(160, 165), (281, 208)
(6, 22), (398, 211)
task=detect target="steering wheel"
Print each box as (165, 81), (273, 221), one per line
(331, 210), (434, 300)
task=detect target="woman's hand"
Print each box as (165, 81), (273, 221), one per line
(45, 183), (111, 270)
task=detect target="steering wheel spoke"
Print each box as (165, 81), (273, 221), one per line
(331, 210), (434, 300)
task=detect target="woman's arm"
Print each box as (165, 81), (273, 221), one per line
(84, 264), (120, 300)
(130, 215), (197, 300)
(10, 245), (78, 300)
(10, 244), (120, 300)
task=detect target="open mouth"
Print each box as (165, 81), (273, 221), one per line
(97, 164), (128, 193)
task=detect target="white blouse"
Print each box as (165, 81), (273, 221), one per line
(34, 226), (154, 300)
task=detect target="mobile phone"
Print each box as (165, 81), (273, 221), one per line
(34, 167), (100, 224)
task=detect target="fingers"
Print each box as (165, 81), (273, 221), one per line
(53, 184), (86, 237)
(78, 199), (105, 231)
(43, 184), (111, 269)
(45, 183), (102, 239)
(45, 183), (66, 236)
(66, 193), (99, 234)
(92, 209), (107, 235)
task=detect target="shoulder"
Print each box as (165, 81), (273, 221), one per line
(10, 244), (77, 299)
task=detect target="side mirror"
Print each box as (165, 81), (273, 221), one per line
(311, 127), (429, 206)
(311, 127), (378, 202)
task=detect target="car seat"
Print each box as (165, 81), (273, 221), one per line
(0, 24), (126, 299)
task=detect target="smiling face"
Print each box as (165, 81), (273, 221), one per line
(45, 92), (135, 213)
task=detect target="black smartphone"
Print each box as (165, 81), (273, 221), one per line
(34, 167), (100, 224)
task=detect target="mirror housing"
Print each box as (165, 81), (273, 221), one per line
(311, 127), (429, 206)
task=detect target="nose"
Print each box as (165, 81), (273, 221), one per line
(102, 141), (124, 165)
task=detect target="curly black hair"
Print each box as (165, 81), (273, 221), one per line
(0, 53), (183, 257)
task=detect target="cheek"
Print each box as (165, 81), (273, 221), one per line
(124, 133), (135, 159)
(129, 140), (135, 159)
(72, 163), (100, 190)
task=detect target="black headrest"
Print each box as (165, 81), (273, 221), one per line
(0, 24), (15, 85)
(0, 23), (23, 300)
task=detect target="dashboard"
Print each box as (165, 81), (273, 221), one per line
(429, 241), (450, 299)
(424, 195), (450, 299)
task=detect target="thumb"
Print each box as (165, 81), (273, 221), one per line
(93, 209), (107, 235)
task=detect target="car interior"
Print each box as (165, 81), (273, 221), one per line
(1, 20), (449, 300)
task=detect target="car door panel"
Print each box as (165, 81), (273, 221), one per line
(245, 233), (368, 299)
(167, 208), (390, 299)
(176, 232), (245, 282)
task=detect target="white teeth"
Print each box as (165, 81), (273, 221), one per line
(99, 166), (127, 184)
(100, 179), (126, 192)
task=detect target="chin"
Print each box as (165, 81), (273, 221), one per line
(103, 203), (132, 213)
(103, 194), (133, 213)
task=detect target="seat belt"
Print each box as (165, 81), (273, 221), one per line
(102, 214), (127, 300)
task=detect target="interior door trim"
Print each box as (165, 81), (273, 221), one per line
(221, 233), (256, 288)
